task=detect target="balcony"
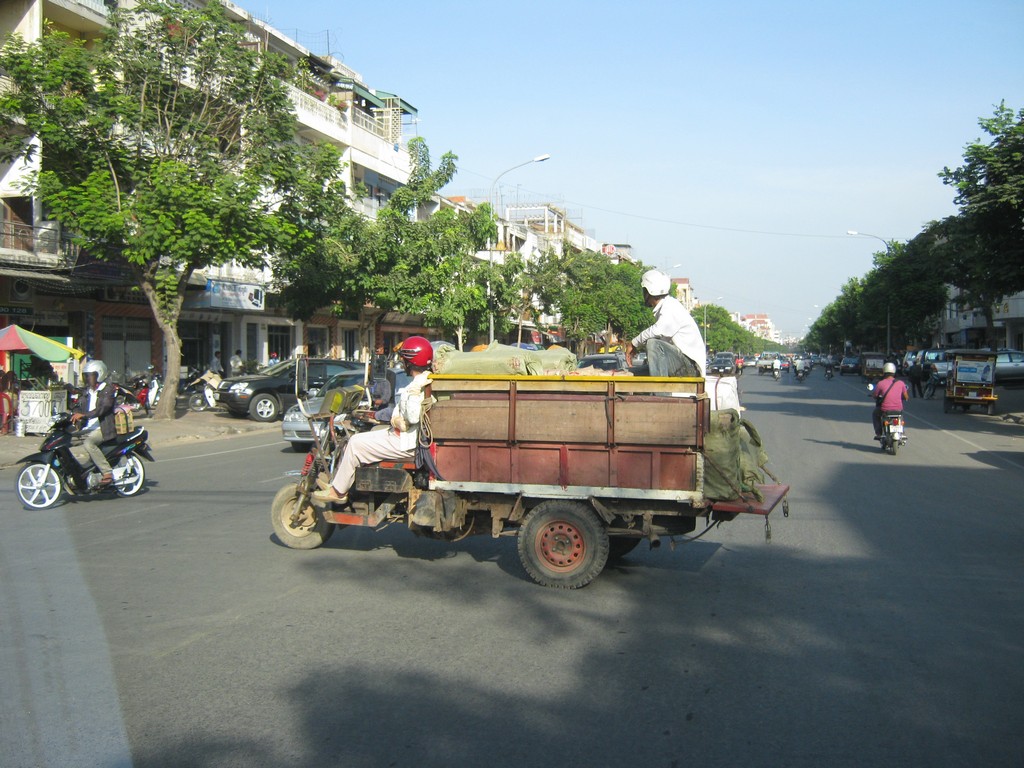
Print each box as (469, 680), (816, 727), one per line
(287, 84), (349, 142)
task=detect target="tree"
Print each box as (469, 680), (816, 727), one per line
(0, 0), (309, 418)
(938, 102), (1024, 343)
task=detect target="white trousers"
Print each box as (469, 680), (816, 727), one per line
(330, 428), (414, 497)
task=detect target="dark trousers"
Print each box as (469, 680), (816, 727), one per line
(646, 338), (702, 377)
(910, 377), (924, 398)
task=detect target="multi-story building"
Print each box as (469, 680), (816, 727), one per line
(937, 289), (1024, 350)
(741, 313), (780, 343)
(1, 0), (417, 378)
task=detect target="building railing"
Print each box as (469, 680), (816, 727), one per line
(351, 108), (387, 140)
(72, 0), (110, 16)
(287, 84), (348, 135)
(0, 221), (79, 265)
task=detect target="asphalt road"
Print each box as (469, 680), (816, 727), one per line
(2, 370), (1023, 767)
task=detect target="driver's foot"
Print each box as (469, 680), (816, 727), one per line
(312, 488), (347, 505)
(99, 473), (114, 485)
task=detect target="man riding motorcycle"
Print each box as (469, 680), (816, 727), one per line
(312, 336), (433, 506)
(70, 359), (116, 485)
(872, 362), (909, 441)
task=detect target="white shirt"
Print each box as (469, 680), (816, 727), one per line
(83, 382), (107, 432)
(395, 371), (431, 451)
(631, 295), (707, 377)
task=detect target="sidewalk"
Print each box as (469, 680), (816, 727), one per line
(0, 406), (280, 470)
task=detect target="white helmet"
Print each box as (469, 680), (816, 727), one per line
(883, 362), (896, 374)
(83, 359), (108, 383)
(641, 269), (671, 296)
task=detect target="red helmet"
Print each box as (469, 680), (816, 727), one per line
(398, 336), (433, 368)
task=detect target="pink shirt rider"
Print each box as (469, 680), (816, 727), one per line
(875, 377), (908, 411)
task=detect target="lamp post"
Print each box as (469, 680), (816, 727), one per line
(847, 230), (894, 354)
(487, 154), (551, 342)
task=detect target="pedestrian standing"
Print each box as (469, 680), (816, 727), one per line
(209, 350), (224, 377)
(909, 358), (924, 398)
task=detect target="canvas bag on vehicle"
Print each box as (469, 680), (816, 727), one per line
(702, 408), (769, 502)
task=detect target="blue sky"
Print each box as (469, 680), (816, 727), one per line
(263, 0), (1024, 338)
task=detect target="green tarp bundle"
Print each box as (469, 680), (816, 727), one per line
(702, 408), (769, 502)
(433, 342), (576, 376)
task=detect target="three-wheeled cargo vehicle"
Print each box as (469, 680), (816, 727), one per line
(944, 351), (997, 415)
(271, 373), (789, 588)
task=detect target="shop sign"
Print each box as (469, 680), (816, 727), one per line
(0, 304), (32, 316)
(184, 280), (265, 311)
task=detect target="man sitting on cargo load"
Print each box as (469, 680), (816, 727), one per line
(312, 336), (433, 506)
(623, 269), (706, 378)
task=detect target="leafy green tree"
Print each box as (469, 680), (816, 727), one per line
(0, 0), (309, 418)
(938, 102), (1024, 343)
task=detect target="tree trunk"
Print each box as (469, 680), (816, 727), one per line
(137, 270), (188, 421)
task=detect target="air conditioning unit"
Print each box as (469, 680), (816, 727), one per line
(10, 278), (32, 303)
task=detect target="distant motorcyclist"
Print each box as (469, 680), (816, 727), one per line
(70, 359), (116, 485)
(872, 362), (909, 441)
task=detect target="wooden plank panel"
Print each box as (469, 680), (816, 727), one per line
(430, 399), (509, 440)
(516, 399), (609, 443)
(615, 399), (701, 445)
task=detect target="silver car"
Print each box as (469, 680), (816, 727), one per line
(281, 368), (412, 451)
(281, 370), (368, 451)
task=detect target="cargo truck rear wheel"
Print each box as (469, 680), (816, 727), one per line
(517, 501), (609, 589)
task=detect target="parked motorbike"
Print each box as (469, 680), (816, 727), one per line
(187, 370), (222, 412)
(15, 412), (156, 509)
(127, 365), (161, 416)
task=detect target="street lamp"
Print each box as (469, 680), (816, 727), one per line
(847, 230), (894, 353)
(487, 154), (551, 342)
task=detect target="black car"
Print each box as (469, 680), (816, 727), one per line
(216, 358), (362, 421)
(839, 356), (861, 375)
(709, 353), (737, 376)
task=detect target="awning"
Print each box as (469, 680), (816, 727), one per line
(0, 267), (74, 285)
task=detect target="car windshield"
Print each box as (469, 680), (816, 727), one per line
(580, 356), (620, 370)
(260, 360), (294, 376)
(321, 371), (366, 391)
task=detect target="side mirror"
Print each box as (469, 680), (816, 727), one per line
(866, 383), (875, 392)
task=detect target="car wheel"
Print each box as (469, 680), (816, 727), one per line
(249, 393), (280, 421)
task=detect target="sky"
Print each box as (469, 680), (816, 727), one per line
(260, 0), (1024, 339)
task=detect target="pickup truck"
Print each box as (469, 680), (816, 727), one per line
(271, 372), (789, 589)
(756, 352), (779, 375)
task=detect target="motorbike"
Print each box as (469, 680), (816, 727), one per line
(794, 367), (807, 382)
(824, 366), (834, 380)
(271, 384), (370, 548)
(187, 370), (222, 412)
(867, 383), (907, 455)
(772, 368), (781, 381)
(127, 365), (161, 416)
(15, 412), (156, 509)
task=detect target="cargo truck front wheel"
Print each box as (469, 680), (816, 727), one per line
(518, 501), (609, 589)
